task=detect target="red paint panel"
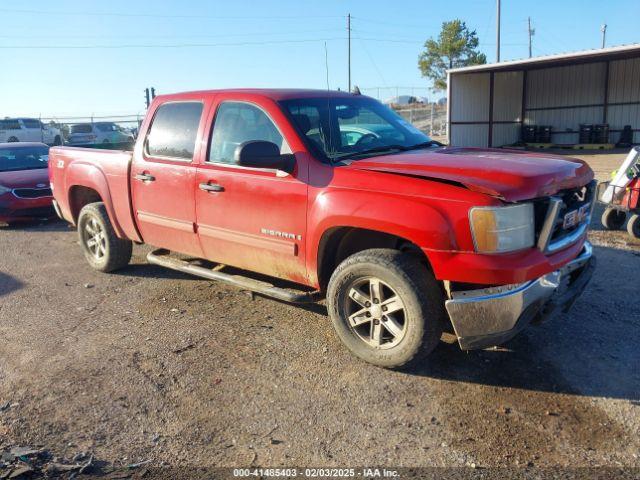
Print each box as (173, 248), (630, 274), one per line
(137, 211), (194, 232)
(198, 224), (297, 256)
(193, 93), (309, 282)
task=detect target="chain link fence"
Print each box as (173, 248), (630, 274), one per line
(359, 87), (448, 141)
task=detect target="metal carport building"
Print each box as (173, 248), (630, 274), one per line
(447, 43), (640, 148)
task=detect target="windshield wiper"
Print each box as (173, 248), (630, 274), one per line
(332, 144), (408, 160)
(332, 140), (442, 161)
(403, 140), (443, 150)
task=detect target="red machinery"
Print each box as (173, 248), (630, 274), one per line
(599, 166), (640, 240)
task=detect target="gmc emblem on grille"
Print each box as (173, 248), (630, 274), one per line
(563, 203), (590, 229)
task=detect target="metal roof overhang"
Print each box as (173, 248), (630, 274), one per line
(447, 43), (640, 74)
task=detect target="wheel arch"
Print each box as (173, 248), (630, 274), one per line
(316, 226), (433, 291)
(67, 182), (125, 239)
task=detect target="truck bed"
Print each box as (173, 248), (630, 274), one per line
(49, 146), (141, 242)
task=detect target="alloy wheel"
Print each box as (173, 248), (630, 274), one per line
(346, 277), (407, 349)
(84, 217), (106, 260)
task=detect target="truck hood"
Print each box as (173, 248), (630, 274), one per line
(345, 147), (594, 202)
(0, 168), (50, 189)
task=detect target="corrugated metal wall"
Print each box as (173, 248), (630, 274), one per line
(526, 63), (606, 108)
(451, 124), (489, 146)
(449, 73), (490, 147)
(524, 62), (607, 144)
(451, 73), (490, 121)
(449, 54), (640, 147)
(493, 71), (523, 122)
(608, 57), (640, 143)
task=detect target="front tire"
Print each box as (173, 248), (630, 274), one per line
(601, 207), (626, 230)
(78, 202), (132, 272)
(327, 249), (445, 369)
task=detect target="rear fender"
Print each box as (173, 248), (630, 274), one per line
(66, 162), (125, 238)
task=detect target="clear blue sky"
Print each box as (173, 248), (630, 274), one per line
(1, 0), (638, 117)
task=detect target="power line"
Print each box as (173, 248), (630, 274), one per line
(0, 28), (345, 40)
(0, 37), (348, 50)
(0, 36), (442, 50)
(0, 7), (342, 19)
(351, 16), (443, 30)
(357, 39), (389, 91)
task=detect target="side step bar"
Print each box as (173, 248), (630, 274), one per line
(147, 249), (321, 304)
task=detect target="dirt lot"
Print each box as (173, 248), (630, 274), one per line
(1, 152), (639, 476)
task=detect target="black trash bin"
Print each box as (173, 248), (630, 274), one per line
(579, 124), (594, 144)
(593, 124), (609, 144)
(521, 125), (537, 143)
(536, 125), (552, 143)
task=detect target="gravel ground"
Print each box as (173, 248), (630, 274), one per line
(0, 152), (639, 477)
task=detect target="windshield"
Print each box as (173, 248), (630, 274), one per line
(0, 145), (49, 172)
(280, 96), (433, 161)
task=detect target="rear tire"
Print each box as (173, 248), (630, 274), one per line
(627, 214), (640, 240)
(327, 248), (445, 369)
(7, 137), (18, 143)
(601, 207), (626, 230)
(77, 202), (132, 272)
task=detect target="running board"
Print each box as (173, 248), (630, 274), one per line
(147, 249), (320, 304)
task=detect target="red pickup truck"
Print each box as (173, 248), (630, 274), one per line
(49, 89), (595, 368)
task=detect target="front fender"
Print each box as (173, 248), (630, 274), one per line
(306, 188), (460, 285)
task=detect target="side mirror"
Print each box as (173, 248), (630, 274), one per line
(234, 141), (294, 173)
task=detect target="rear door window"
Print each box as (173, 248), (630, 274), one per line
(146, 102), (203, 161)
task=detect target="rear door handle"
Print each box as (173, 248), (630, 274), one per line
(134, 173), (155, 182)
(199, 182), (224, 193)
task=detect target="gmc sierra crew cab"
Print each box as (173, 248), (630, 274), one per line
(49, 89), (596, 368)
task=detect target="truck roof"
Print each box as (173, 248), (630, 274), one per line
(154, 88), (363, 102)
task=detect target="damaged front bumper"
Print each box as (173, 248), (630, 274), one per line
(445, 241), (595, 350)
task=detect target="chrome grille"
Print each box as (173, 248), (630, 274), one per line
(537, 180), (596, 254)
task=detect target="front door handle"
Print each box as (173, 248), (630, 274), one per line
(134, 173), (155, 182)
(199, 182), (224, 193)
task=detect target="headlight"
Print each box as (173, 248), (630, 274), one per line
(0, 184), (11, 196)
(469, 203), (534, 254)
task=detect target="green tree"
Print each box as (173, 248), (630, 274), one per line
(418, 20), (486, 91)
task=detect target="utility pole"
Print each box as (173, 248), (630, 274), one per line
(144, 88), (150, 109)
(430, 102), (435, 135)
(601, 24), (607, 49)
(496, 0), (501, 62)
(347, 13), (351, 92)
(527, 17), (535, 58)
